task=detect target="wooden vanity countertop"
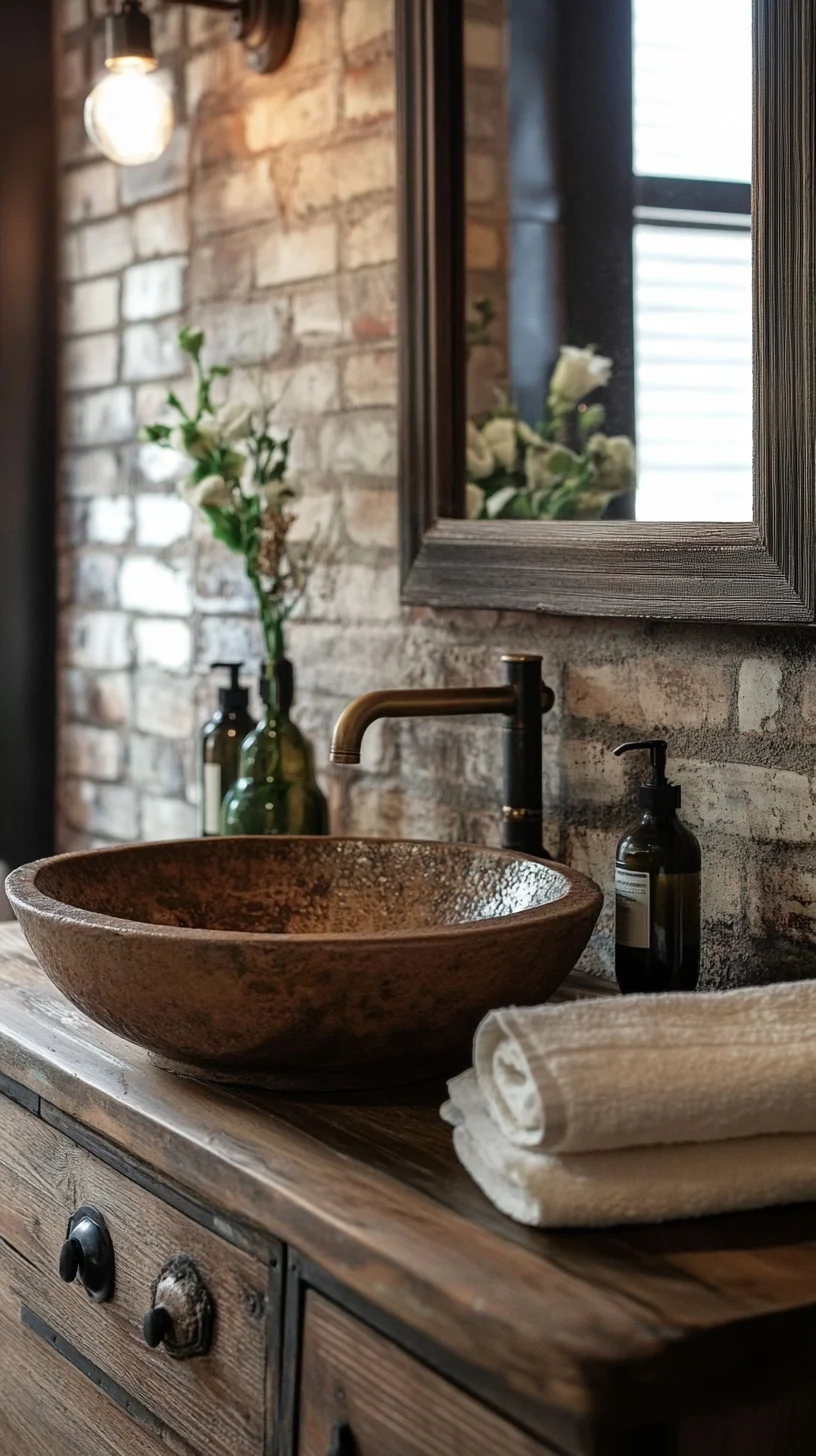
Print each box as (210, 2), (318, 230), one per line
(1, 921), (816, 1447)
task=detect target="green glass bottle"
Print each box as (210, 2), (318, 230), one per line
(613, 740), (701, 995)
(221, 658), (329, 837)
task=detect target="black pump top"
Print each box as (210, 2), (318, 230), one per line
(614, 739), (681, 812)
(212, 662), (250, 713)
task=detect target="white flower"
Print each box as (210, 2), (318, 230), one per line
(171, 421), (221, 460)
(588, 432), (636, 489)
(258, 474), (301, 511)
(525, 444), (558, 494)
(482, 416), (518, 471)
(466, 482), (485, 519)
(179, 474), (233, 510)
(466, 421), (495, 480)
(216, 401), (253, 442)
(485, 485), (518, 518)
(517, 421), (549, 450)
(549, 346), (613, 405)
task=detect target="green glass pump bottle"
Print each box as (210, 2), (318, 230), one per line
(221, 658), (329, 837)
(202, 662), (256, 837)
(613, 739), (701, 994)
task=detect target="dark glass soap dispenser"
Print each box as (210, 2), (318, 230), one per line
(613, 740), (701, 994)
(202, 662), (256, 837)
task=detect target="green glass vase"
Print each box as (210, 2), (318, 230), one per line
(221, 658), (329, 837)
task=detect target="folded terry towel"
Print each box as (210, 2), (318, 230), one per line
(474, 979), (816, 1155)
(443, 1070), (816, 1228)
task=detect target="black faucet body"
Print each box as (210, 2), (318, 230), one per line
(330, 654), (554, 859)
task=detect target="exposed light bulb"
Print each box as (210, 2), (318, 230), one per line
(84, 68), (174, 168)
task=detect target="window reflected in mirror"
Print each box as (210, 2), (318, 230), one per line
(463, 0), (753, 525)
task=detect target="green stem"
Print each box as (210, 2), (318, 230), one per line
(248, 569), (285, 663)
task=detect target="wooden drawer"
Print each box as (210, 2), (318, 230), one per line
(0, 1235), (182, 1456)
(0, 1093), (270, 1456)
(298, 1292), (556, 1456)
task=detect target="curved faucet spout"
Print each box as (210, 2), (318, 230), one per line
(330, 686), (517, 765)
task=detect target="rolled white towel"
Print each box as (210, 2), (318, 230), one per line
(474, 979), (816, 1154)
(443, 1070), (816, 1228)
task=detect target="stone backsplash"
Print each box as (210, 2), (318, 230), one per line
(57, 0), (816, 986)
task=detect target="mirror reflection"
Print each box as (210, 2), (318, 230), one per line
(463, 0), (752, 524)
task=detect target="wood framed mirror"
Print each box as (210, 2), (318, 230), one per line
(396, 0), (815, 622)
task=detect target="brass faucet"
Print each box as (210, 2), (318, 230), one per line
(330, 654), (555, 858)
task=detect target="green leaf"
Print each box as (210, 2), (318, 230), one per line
(210, 365), (231, 377)
(165, 391), (186, 415)
(178, 326), (205, 359)
(202, 506), (243, 553)
(139, 424), (171, 443)
(577, 402), (605, 442)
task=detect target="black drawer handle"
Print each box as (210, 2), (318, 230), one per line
(58, 1206), (115, 1304)
(329, 1422), (357, 1456)
(142, 1254), (214, 1360)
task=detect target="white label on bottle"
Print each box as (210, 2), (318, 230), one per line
(615, 866), (651, 950)
(203, 763), (223, 836)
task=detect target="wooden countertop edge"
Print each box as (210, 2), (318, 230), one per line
(3, 928), (816, 1433)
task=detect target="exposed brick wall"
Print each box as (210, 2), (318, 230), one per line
(57, 0), (816, 987)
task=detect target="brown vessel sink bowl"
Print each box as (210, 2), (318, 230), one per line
(7, 838), (602, 1090)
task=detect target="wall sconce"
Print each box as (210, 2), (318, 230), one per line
(84, 0), (299, 167)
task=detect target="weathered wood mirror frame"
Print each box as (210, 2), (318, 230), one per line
(396, 0), (815, 622)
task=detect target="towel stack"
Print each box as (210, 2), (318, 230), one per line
(441, 982), (816, 1226)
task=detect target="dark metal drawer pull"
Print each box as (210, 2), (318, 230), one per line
(58, 1205), (115, 1303)
(142, 1254), (215, 1360)
(329, 1422), (357, 1456)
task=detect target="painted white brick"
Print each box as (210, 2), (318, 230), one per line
(66, 387), (134, 445)
(678, 760), (816, 844)
(64, 162), (118, 224)
(65, 610), (131, 670)
(64, 278), (120, 336)
(119, 558), (191, 616)
(341, 0), (391, 52)
(123, 257), (187, 321)
(63, 334), (119, 391)
(65, 449), (121, 497)
(255, 222), (338, 288)
(568, 659), (733, 731)
(133, 195), (190, 258)
(141, 796), (198, 841)
(62, 780), (138, 840)
(61, 724), (124, 781)
(135, 618), (193, 672)
(342, 203), (397, 271)
(245, 75), (338, 151)
(135, 672), (195, 738)
(123, 320), (184, 381)
(135, 494), (192, 547)
(86, 496), (132, 545)
(319, 412), (396, 475)
(738, 658), (783, 734)
(78, 215), (135, 276)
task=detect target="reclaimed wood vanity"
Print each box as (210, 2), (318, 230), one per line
(1, 921), (816, 1456)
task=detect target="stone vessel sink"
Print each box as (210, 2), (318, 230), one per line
(7, 838), (602, 1090)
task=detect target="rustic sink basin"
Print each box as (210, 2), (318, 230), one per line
(7, 838), (602, 1090)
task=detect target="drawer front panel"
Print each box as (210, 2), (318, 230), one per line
(0, 1093), (269, 1456)
(0, 1237), (190, 1456)
(298, 1292), (555, 1456)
